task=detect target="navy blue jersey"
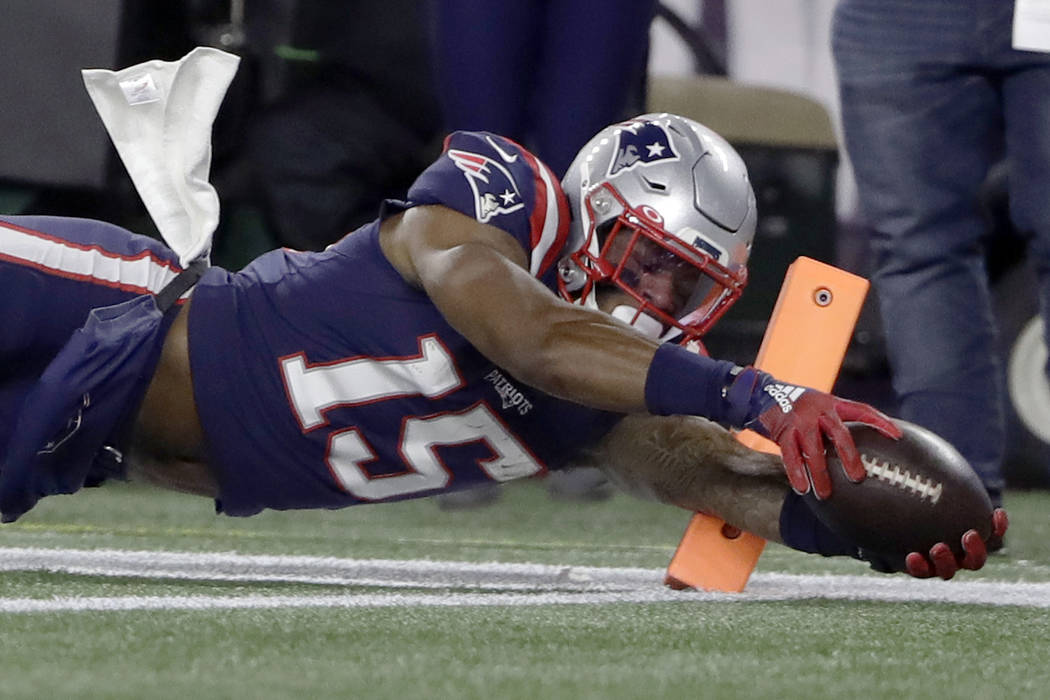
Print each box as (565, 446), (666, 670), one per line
(189, 132), (620, 516)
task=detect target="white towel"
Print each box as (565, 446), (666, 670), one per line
(82, 47), (241, 266)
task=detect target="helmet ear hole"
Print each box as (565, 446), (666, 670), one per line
(557, 257), (587, 293)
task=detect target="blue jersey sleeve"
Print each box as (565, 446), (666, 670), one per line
(404, 131), (572, 282)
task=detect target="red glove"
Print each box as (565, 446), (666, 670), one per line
(727, 368), (902, 500)
(905, 508), (1009, 580)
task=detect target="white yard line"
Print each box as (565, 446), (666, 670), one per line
(1, 546), (1048, 613)
(0, 590), (690, 613)
(0, 547), (660, 591)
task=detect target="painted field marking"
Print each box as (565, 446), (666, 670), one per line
(1, 547), (1048, 613)
(0, 546), (660, 592)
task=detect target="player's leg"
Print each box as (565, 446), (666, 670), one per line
(428, 0), (538, 141)
(833, 0), (1006, 501)
(0, 215), (181, 434)
(0, 215), (188, 516)
(530, 0), (658, 176)
(1001, 55), (1050, 390)
(0, 215), (180, 364)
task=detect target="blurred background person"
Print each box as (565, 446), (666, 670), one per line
(831, 0), (1050, 530)
(246, 0), (443, 252)
(430, 0), (659, 179)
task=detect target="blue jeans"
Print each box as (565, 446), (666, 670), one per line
(833, 0), (1050, 492)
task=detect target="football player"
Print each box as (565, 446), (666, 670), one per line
(0, 114), (1004, 579)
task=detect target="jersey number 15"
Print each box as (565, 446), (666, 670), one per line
(280, 335), (544, 500)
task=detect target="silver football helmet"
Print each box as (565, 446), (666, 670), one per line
(558, 113), (757, 342)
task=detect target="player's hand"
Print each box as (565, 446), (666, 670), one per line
(726, 367), (901, 499)
(904, 508), (1009, 580)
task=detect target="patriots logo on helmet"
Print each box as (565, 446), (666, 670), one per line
(607, 120), (679, 177)
(448, 149), (526, 223)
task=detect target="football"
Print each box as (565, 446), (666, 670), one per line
(804, 419), (993, 569)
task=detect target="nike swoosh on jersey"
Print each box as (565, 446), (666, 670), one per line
(486, 136), (519, 163)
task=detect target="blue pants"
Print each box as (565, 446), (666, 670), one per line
(0, 215), (179, 437)
(430, 0), (657, 177)
(833, 0), (1050, 492)
(0, 216), (183, 520)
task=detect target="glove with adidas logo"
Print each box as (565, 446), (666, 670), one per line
(724, 367), (902, 500)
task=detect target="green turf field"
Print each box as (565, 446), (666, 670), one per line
(1, 481), (1047, 700)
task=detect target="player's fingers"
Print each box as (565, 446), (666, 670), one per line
(905, 552), (934, 578)
(960, 530), (987, 571)
(835, 400), (902, 440)
(779, 433), (811, 496)
(797, 427), (832, 500)
(819, 414), (866, 484)
(929, 542), (959, 580)
(992, 508), (1009, 537)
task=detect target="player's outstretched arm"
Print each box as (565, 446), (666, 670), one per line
(381, 204), (899, 498)
(381, 204), (661, 412)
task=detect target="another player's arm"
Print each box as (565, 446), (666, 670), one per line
(574, 413), (790, 542)
(380, 204), (660, 412)
(576, 413), (1007, 580)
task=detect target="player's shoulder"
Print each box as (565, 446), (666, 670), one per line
(437, 130), (558, 217)
(404, 130), (571, 281)
(442, 130), (533, 165)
